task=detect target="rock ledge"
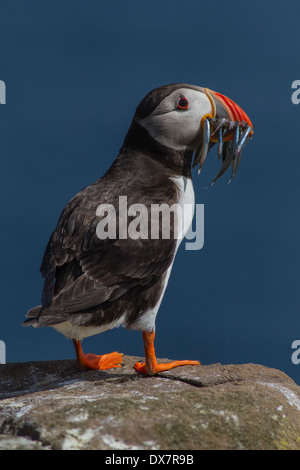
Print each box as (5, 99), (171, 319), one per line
(1, 357), (300, 450)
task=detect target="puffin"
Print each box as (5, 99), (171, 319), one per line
(23, 83), (253, 375)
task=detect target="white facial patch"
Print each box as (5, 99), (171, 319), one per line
(138, 88), (212, 151)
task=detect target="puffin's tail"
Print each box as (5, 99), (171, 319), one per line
(22, 305), (43, 327)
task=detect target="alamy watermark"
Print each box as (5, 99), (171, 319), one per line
(0, 340), (5, 364)
(291, 80), (300, 104)
(291, 340), (300, 365)
(96, 197), (204, 250)
(0, 80), (6, 104)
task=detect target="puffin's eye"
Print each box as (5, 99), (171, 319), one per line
(177, 98), (189, 110)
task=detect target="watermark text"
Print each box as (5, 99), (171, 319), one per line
(96, 197), (204, 250)
(0, 340), (5, 364)
(291, 80), (300, 104)
(291, 340), (300, 365)
(0, 80), (6, 104)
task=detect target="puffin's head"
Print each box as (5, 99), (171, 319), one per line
(133, 83), (253, 185)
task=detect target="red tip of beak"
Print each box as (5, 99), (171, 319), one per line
(210, 89), (253, 133)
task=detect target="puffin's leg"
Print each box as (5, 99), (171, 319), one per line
(73, 339), (123, 370)
(134, 331), (200, 376)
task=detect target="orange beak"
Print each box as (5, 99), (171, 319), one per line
(206, 88), (253, 142)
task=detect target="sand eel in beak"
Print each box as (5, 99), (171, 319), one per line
(193, 88), (253, 184)
(23, 83), (253, 375)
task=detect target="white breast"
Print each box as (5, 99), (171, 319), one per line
(130, 176), (195, 333)
(170, 175), (195, 248)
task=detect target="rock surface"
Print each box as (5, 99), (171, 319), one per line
(1, 357), (300, 450)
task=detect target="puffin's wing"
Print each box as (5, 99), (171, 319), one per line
(39, 177), (178, 312)
(40, 235), (175, 315)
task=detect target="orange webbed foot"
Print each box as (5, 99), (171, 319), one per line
(73, 340), (123, 371)
(134, 331), (200, 376)
(134, 359), (200, 376)
(82, 351), (123, 370)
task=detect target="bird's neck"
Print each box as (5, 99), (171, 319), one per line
(119, 121), (193, 178)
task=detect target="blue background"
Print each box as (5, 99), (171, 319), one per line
(1, 1), (299, 384)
